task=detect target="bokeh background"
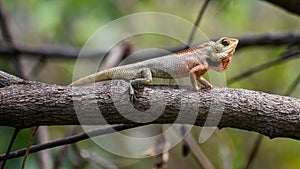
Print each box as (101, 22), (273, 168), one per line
(0, 0), (299, 169)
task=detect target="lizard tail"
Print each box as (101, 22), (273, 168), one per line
(69, 68), (117, 86)
(69, 65), (139, 86)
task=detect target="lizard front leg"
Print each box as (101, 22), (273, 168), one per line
(129, 68), (152, 99)
(189, 65), (212, 92)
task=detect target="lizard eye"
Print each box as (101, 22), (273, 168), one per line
(221, 39), (230, 46)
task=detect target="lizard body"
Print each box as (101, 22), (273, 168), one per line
(70, 37), (238, 92)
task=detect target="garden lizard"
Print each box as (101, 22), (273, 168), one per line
(22, 37), (238, 168)
(70, 37), (238, 92)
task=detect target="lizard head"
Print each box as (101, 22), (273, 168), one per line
(205, 37), (238, 72)
(208, 37), (239, 62)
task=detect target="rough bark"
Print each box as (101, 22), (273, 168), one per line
(0, 71), (300, 140)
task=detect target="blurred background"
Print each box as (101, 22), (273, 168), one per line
(0, 0), (300, 169)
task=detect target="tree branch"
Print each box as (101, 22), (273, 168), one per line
(0, 70), (299, 140)
(263, 0), (300, 15)
(0, 124), (143, 161)
(0, 32), (299, 60)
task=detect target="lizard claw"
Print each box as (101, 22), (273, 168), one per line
(129, 84), (137, 102)
(195, 85), (212, 93)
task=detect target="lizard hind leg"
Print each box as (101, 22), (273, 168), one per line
(129, 68), (152, 98)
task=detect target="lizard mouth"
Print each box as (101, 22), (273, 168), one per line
(226, 39), (238, 50)
(230, 38), (239, 45)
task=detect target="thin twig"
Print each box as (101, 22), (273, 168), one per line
(174, 126), (215, 169)
(0, 0), (16, 45)
(228, 50), (300, 85)
(243, 135), (263, 169)
(0, 44), (99, 58)
(187, 0), (210, 47)
(235, 31), (300, 48)
(183, 132), (215, 169)
(21, 126), (39, 169)
(0, 124), (144, 161)
(285, 72), (300, 96)
(0, 0), (26, 79)
(0, 128), (20, 169)
(181, 126), (190, 156)
(98, 40), (133, 71)
(0, 32), (299, 60)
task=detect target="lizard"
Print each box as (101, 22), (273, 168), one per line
(69, 37), (238, 93)
(21, 37), (238, 168)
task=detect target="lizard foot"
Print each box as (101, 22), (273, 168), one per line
(200, 85), (212, 92)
